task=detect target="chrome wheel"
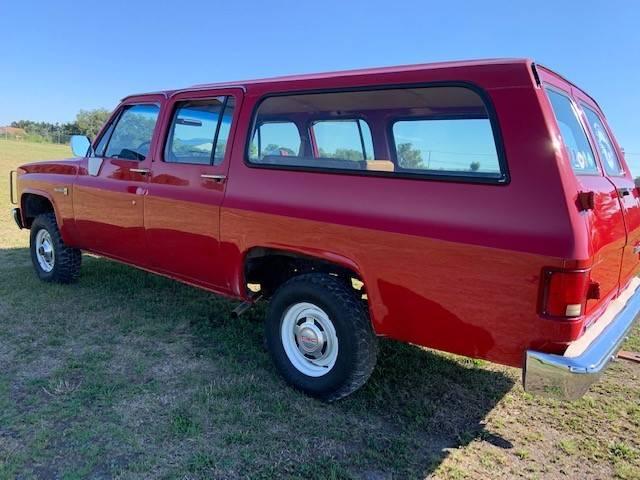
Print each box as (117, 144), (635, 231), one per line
(35, 229), (55, 272)
(280, 302), (338, 377)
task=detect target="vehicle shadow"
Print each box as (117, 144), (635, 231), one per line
(0, 249), (515, 479)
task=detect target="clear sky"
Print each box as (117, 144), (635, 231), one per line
(2, 0), (639, 171)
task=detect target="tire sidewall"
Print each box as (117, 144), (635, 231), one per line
(266, 278), (361, 398)
(30, 216), (57, 282)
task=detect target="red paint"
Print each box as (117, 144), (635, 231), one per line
(15, 59), (639, 368)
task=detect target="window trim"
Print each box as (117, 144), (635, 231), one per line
(162, 96), (231, 166)
(579, 102), (625, 178)
(543, 84), (602, 177)
(96, 102), (161, 162)
(244, 82), (509, 185)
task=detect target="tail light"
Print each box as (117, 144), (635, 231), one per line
(540, 269), (592, 318)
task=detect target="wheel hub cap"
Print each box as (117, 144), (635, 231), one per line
(35, 229), (55, 272)
(281, 302), (339, 377)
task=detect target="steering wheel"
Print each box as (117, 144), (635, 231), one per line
(137, 141), (151, 155)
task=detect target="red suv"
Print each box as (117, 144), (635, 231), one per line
(10, 59), (640, 401)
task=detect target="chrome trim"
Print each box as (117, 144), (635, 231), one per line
(53, 186), (68, 195)
(9, 170), (17, 205)
(524, 281), (640, 400)
(129, 168), (150, 174)
(12, 208), (23, 229)
(200, 174), (226, 181)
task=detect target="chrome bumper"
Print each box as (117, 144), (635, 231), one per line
(12, 208), (23, 229)
(524, 280), (640, 400)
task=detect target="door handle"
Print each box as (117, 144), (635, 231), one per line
(200, 174), (226, 182)
(130, 168), (150, 175)
(618, 188), (631, 197)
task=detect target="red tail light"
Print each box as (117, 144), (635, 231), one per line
(540, 269), (591, 318)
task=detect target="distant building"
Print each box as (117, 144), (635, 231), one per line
(0, 126), (27, 139)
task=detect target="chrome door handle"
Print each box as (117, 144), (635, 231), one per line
(130, 168), (150, 175)
(200, 174), (226, 182)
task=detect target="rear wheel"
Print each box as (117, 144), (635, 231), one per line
(265, 273), (377, 401)
(30, 213), (81, 283)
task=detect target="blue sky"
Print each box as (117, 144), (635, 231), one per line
(1, 0), (639, 171)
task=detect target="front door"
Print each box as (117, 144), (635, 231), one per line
(145, 88), (242, 289)
(74, 98), (163, 265)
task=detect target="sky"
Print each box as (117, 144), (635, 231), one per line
(1, 0), (639, 171)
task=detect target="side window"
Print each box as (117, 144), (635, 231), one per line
(582, 105), (624, 176)
(312, 119), (373, 161)
(247, 86), (506, 181)
(249, 121), (301, 159)
(104, 104), (160, 161)
(94, 121), (115, 157)
(392, 118), (500, 175)
(165, 97), (234, 165)
(545, 89), (598, 174)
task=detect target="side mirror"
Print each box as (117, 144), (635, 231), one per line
(70, 135), (91, 157)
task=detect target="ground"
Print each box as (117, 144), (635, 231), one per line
(0, 138), (638, 479)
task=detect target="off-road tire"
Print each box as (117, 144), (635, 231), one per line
(30, 213), (81, 283)
(265, 273), (377, 401)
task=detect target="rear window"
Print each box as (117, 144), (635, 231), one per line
(247, 86), (505, 182)
(546, 89), (598, 174)
(581, 105), (624, 176)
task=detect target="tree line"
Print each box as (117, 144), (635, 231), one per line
(7, 109), (111, 144)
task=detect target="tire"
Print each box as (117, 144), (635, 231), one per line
(265, 273), (377, 401)
(30, 213), (81, 283)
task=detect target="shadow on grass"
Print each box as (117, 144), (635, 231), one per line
(1, 249), (515, 479)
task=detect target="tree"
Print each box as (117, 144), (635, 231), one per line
(470, 161), (481, 172)
(396, 143), (423, 169)
(76, 109), (111, 139)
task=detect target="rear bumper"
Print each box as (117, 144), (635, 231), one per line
(524, 279), (640, 400)
(12, 208), (23, 229)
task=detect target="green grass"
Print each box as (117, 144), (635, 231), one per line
(0, 137), (639, 479)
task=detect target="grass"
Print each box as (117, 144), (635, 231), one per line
(0, 137), (639, 479)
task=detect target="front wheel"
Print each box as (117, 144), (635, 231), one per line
(265, 273), (377, 401)
(30, 213), (81, 283)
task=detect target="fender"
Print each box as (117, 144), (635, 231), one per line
(20, 187), (78, 246)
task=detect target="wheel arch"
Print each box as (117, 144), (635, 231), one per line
(241, 246), (367, 299)
(20, 190), (59, 229)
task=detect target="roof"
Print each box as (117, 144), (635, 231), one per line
(190, 58), (531, 89)
(122, 58), (533, 102)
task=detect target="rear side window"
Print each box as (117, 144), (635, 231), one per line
(392, 119), (499, 174)
(104, 104), (160, 161)
(165, 96), (235, 165)
(581, 105), (624, 176)
(247, 86), (505, 181)
(249, 121), (301, 159)
(545, 89), (598, 174)
(312, 119), (374, 161)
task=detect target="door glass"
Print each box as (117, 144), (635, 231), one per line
(545, 89), (598, 175)
(165, 97), (234, 165)
(581, 105), (624, 176)
(104, 104), (160, 161)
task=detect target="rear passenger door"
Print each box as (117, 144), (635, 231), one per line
(145, 89), (242, 289)
(575, 91), (640, 287)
